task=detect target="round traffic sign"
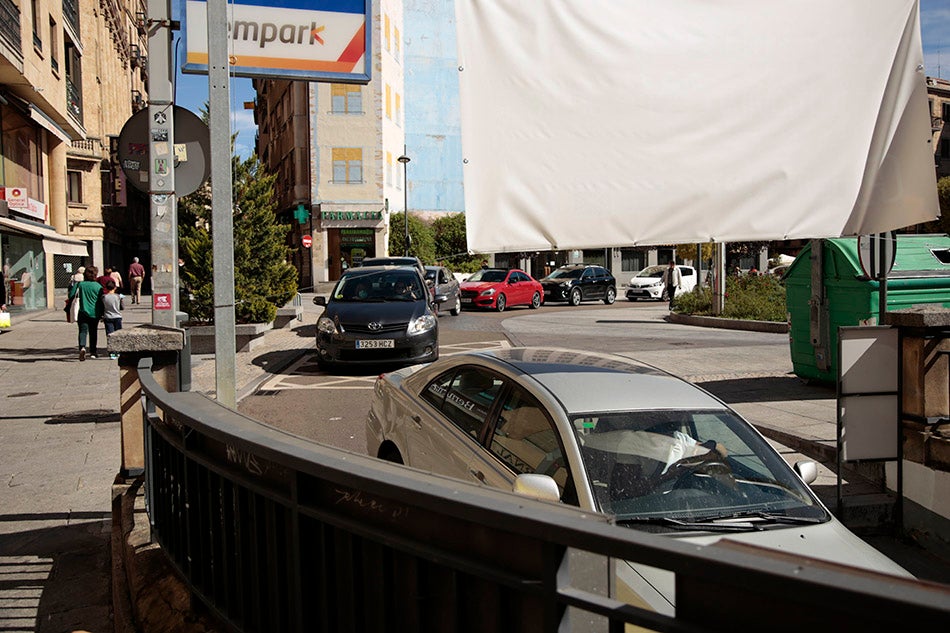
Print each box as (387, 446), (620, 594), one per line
(857, 231), (896, 280)
(301, 234), (312, 248)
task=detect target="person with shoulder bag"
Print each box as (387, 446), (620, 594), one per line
(68, 266), (104, 360)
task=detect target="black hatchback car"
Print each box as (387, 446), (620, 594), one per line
(540, 264), (617, 305)
(313, 266), (443, 370)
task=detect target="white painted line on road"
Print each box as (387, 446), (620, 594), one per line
(256, 340), (510, 393)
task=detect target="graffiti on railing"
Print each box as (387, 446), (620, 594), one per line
(225, 444), (265, 476)
(334, 488), (409, 520)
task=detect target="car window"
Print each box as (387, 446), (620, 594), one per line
(468, 269), (507, 283)
(334, 270), (423, 301)
(581, 270), (593, 280)
(547, 267), (583, 280)
(431, 367), (504, 439)
(679, 267), (694, 278)
(511, 271), (526, 283)
(490, 386), (569, 495)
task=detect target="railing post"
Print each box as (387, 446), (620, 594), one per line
(108, 325), (184, 477)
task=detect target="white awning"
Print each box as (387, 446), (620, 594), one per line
(455, 0), (940, 252)
(0, 217), (88, 256)
(29, 105), (73, 143)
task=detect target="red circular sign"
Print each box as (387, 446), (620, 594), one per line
(301, 235), (312, 248)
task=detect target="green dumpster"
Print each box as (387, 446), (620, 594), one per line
(786, 235), (950, 383)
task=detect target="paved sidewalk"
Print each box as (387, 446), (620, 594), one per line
(0, 298), (317, 632)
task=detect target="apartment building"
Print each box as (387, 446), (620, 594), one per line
(929, 76), (950, 181)
(253, 0), (406, 286)
(0, 0), (147, 312)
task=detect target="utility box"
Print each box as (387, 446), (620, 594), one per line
(786, 235), (950, 383)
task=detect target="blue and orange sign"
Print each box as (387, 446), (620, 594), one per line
(183, 0), (370, 83)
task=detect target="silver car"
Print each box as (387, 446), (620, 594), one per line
(425, 265), (461, 316)
(366, 347), (910, 614)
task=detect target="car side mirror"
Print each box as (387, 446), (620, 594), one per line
(794, 460), (818, 485)
(313, 296), (327, 307)
(433, 293), (448, 305)
(513, 473), (561, 502)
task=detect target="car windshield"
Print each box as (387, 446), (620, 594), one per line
(572, 410), (827, 525)
(635, 266), (665, 278)
(331, 270), (425, 302)
(467, 269), (508, 283)
(545, 268), (583, 280)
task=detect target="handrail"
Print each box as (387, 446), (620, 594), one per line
(136, 357), (950, 632)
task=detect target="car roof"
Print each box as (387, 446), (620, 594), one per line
(454, 347), (725, 414)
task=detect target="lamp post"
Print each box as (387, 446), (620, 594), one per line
(397, 148), (410, 256)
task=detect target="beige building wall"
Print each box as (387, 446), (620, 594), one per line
(929, 76), (950, 182)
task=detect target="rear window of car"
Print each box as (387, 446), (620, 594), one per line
(422, 367), (504, 439)
(548, 267), (583, 280)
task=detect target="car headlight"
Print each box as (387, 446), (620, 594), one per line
(650, 280), (663, 287)
(559, 282), (572, 288)
(408, 313), (437, 335)
(479, 288), (496, 297)
(317, 316), (339, 334)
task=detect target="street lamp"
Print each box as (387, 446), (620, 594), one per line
(397, 148), (410, 256)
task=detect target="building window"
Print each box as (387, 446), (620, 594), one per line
(394, 26), (401, 61)
(943, 102), (950, 122)
(31, 0), (41, 51)
(67, 170), (82, 203)
(395, 93), (401, 126)
(384, 14), (390, 52)
(49, 17), (58, 73)
(942, 138), (950, 159)
(331, 84), (362, 114)
(332, 148), (363, 184)
(386, 152), (392, 186)
(385, 84), (391, 120)
(620, 248), (646, 272)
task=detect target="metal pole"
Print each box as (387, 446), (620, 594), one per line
(146, 0), (177, 327)
(207, 0), (236, 408)
(397, 148), (410, 256)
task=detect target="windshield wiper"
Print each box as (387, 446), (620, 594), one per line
(706, 510), (825, 525)
(616, 516), (764, 533)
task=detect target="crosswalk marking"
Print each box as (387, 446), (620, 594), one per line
(256, 340), (511, 392)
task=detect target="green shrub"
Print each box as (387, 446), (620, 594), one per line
(674, 274), (786, 322)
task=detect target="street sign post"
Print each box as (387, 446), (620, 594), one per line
(857, 231), (897, 321)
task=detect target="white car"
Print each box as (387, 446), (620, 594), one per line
(366, 347), (910, 615)
(626, 265), (697, 301)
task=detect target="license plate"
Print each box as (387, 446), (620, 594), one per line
(461, 298), (473, 304)
(356, 339), (394, 349)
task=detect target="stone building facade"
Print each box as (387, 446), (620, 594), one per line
(0, 0), (148, 312)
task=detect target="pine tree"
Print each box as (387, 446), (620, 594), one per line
(179, 154), (297, 324)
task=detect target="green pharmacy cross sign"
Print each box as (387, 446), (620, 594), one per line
(293, 204), (310, 224)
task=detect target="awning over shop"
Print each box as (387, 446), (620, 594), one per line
(29, 105), (73, 143)
(0, 217), (88, 256)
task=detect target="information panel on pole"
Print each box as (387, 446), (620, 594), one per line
(182, 0), (371, 83)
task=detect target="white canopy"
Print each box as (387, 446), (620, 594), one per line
(455, 0), (940, 252)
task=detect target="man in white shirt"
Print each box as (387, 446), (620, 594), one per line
(661, 261), (682, 310)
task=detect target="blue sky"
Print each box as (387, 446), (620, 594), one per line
(174, 0), (950, 162)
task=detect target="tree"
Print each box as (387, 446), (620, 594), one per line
(918, 176), (950, 234)
(432, 212), (484, 271)
(387, 212), (436, 263)
(179, 154), (298, 324)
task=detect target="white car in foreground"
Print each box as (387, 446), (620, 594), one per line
(626, 265), (697, 301)
(367, 347), (910, 615)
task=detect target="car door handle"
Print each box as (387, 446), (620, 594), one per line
(411, 415), (422, 429)
(469, 469), (486, 483)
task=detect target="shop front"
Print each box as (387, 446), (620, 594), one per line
(317, 205), (387, 281)
(0, 216), (89, 312)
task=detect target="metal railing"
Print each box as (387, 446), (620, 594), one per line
(137, 358), (950, 632)
(66, 76), (82, 124)
(0, 0), (21, 58)
(62, 0), (79, 34)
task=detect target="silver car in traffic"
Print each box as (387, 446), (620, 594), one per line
(367, 347), (910, 614)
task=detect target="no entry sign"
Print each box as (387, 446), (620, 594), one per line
(301, 234), (312, 248)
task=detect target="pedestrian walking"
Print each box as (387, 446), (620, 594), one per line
(661, 261), (682, 310)
(97, 267), (114, 289)
(102, 280), (124, 359)
(128, 257), (145, 304)
(110, 267), (123, 292)
(68, 266), (104, 360)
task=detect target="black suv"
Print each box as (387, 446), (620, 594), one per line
(540, 264), (617, 306)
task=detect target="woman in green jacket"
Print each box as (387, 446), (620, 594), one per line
(68, 266), (104, 360)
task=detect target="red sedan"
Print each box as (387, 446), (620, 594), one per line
(459, 268), (544, 312)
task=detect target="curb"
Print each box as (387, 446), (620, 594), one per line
(669, 312), (789, 333)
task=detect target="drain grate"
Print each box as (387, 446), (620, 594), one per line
(8, 392), (39, 398)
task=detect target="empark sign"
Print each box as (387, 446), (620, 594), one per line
(183, 0), (371, 83)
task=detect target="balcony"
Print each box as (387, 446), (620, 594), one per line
(0, 0), (21, 59)
(935, 116), (945, 133)
(66, 76), (83, 125)
(62, 0), (79, 35)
